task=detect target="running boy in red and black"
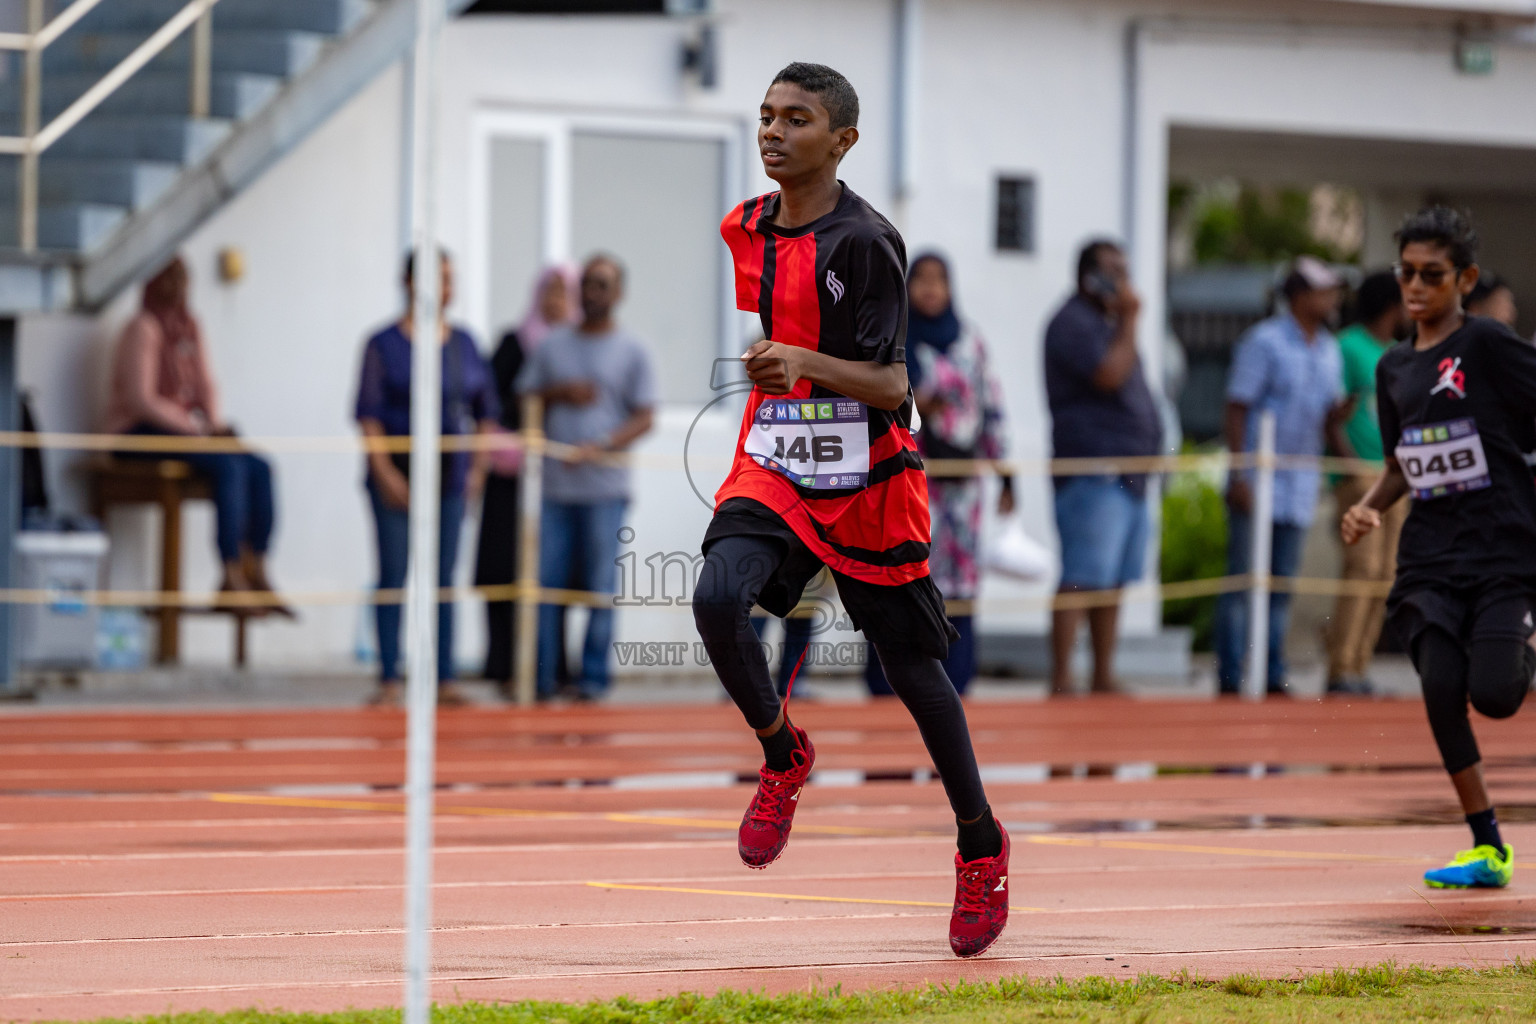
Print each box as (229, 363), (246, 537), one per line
(691, 62), (1009, 959)
(1343, 206), (1536, 891)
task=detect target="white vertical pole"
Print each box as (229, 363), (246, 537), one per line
(189, 5), (212, 118)
(19, 0), (42, 252)
(513, 396), (543, 708)
(403, 1), (443, 1022)
(1243, 411), (1276, 702)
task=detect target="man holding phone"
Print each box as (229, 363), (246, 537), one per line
(1043, 239), (1163, 695)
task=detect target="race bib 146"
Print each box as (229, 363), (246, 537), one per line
(1396, 417), (1491, 500)
(744, 398), (870, 490)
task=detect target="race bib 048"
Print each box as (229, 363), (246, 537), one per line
(1396, 417), (1491, 500)
(744, 398), (870, 490)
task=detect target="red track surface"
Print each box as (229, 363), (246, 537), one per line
(4, 696), (1536, 1021)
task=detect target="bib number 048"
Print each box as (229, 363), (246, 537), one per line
(1395, 417), (1491, 500)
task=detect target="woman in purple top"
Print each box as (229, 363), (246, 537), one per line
(354, 251), (500, 707)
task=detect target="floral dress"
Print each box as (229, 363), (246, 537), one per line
(910, 323), (1009, 603)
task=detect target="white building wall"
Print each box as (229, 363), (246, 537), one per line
(21, 0), (1536, 672)
(22, 65), (407, 669)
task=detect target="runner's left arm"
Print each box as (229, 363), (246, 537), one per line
(743, 342), (909, 410)
(1487, 321), (1536, 415)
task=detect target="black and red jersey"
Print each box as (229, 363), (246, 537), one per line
(713, 184), (932, 585)
(1377, 315), (1536, 590)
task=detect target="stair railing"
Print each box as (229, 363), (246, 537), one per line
(0, 0), (222, 251)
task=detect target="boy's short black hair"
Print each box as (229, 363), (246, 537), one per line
(1353, 269), (1402, 325)
(771, 62), (860, 130)
(1076, 239), (1121, 288)
(1395, 206), (1479, 269)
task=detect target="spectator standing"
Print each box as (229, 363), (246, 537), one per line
(1326, 270), (1408, 696)
(1466, 272), (1519, 329)
(868, 252), (1012, 694)
(355, 251), (500, 707)
(1218, 256), (1348, 696)
(1043, 240), (1162, 695)
(473, 264), (578, 691)
(518, 255), (656, 700)
(105, 256), (290, 611)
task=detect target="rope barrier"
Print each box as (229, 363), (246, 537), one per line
(0, 573), (1390, 612)
(4, 421), (1396, 666)
(0, 428), (1388, 477)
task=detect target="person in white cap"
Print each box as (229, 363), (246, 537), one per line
(1216, 255), (1350, 696)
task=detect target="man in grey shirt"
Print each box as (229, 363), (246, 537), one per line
(518, 254), (656, 699)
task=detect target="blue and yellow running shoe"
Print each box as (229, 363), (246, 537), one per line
(1424, 844), (1514, 889)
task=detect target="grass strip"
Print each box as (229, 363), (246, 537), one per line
(54, 962), (1536, 1024)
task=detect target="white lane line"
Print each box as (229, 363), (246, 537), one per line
(3, 892), (1528, 948)
(2, 936), (1528, 1002)
(0, 871), (950, 902)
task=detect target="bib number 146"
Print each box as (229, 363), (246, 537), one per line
(772, 434), (843, 464)
(744, 397), (871, 490)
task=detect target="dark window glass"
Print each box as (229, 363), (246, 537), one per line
(995, 176), (1035, 253)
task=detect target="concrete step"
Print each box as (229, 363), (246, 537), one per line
(74, 0), (370, 35)
(9, 70), (282, 120)
(45, 115), (231, 163)
(9, 157), (181, 207)
(46, 29), (328, 78)
(979, 627), (1195, 681)
(0, 202), (125, 251)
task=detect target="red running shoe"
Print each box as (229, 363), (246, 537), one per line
(949, 822), (1010, 957)
(738, 726), (815, 869)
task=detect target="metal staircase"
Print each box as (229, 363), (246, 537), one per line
(0, 0), (464, 312)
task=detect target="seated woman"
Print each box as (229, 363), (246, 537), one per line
(104, 256), (289, 609)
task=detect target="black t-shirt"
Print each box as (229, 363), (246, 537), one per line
(1376, 315), (1536, 588)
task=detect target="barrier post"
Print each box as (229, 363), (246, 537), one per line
(1243, 411), (1276, 702)
(513, 396), (543, 708)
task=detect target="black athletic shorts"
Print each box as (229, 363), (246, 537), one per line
(703, 497), (959, 660)
(1387, 576), (1536, 655)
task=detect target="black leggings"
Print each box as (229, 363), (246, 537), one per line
(1413, 627), (1534, 775)
(692, 533), (989, 821)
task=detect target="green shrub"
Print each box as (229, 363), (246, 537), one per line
(1161, 452), (1228, 651)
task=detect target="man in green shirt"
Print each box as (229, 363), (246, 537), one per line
(1327, 270), (1408, 695)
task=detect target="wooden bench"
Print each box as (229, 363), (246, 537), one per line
(90, 457), (256, 666)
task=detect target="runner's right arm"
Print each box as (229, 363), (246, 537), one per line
(1341, 359), (1408, 545)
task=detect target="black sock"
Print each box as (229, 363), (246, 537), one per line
(1468, 807), (1504, 853)
(759, 720), (800, 773)
(957, 805), (1003, 862)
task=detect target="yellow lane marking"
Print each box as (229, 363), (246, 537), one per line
(586, 880), (1046, 911)
(207, 793), (936, 838)
(1025, 835), (1536, 869)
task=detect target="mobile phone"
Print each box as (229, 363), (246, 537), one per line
(1085, 270), (1120, 301)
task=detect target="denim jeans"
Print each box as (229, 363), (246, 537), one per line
(1216, 510), (1307, 694)
(537, 498), (627, 696)
(368, 483), (465, 684)
(123, 425), (275, 563)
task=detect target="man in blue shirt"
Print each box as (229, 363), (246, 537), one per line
(1043, 240), (1163, 695)
(1218, 256), (1349, 695)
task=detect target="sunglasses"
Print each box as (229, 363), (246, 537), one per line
(1393, 263), (1462, 286)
